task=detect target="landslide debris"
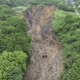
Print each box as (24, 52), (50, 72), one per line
(24, 6), (64, 80)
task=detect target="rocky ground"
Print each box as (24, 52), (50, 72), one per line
(24, 6), (64, 80)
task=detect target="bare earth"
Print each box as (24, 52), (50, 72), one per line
(24, 6), (64, 80)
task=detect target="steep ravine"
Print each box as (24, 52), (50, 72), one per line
(24, 6), (64, 80)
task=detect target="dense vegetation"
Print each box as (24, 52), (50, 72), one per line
(0, 4), (31, 80)
(0, 0), (75, 12)
(0, 0), (28, 7)
(28, 0), (74, 12)
(0, 0), (80, 80)
(53, 10), (80, 80)
(74, 0), (80, 13)
(0, 51), (27, 80)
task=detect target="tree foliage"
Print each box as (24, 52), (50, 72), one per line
(0, 51), (27, 80)
(0, 0), (28, 7)
(0, 6), (31, 55)
(0, 5), (31, 80)
(0, 0), (75, 12)
(53, 10), (80, 80)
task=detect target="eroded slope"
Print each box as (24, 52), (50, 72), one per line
(24, 6), (63, 80)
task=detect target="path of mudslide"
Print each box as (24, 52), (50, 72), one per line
(24, 6), (64, 80)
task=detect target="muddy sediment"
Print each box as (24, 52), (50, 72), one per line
(24, 6), (64, 80)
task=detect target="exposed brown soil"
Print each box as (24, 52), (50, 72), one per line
(24, 6), (64, 80)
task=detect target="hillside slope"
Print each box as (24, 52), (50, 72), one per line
(24, 6), (64, 80)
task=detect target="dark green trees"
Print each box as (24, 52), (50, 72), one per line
(0, 6), (31, 54)
(0, 0), (28, 7)
(0, 5), (15, 21)
(0, 5), (31, 80)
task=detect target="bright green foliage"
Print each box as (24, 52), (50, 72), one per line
(53, 10), (80, 80)
(0, 5), (31, 80)
(0, 6), (31, 55)
(0, 51), (27, 80)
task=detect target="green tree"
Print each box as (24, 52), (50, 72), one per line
(53, 10), (80, 80)
(0, 5), (15, 21)
(0, 51), (27, 80)
(0, 4), (31, 80)
(0, 6), (31, 54)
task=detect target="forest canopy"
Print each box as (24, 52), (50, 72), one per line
(0, 0), (80, 80)
(53, 10), (80, 80)
(0, 3), (31, 80)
